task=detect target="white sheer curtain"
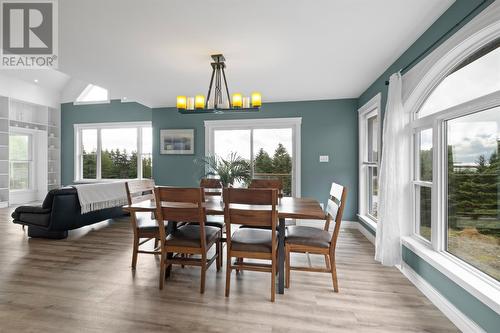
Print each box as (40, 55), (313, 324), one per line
(375, 72), (412, 266)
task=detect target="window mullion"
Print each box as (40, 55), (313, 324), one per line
(250, 128), (254, 179)
(96, 128), (102, 180)
(432, 119), (446, 251)
(137, 127), (142, 179)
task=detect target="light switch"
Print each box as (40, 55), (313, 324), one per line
(319, 155), (329, 163)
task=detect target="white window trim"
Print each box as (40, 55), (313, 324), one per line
(402, 236), (500, 315)
(408, 88), (500, 314)
(401, 3), (500, 313)
(9, 130), (35, 192)
(74, 84), (110, 105)
(204, 117), (301, 197)
(73, 121), (152, 182)
(357, 93), (381, 228)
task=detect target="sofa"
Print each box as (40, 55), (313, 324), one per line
(12, 187), (127, 239)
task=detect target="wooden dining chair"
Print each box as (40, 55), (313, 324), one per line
(285, 182), (347, 292)
(249, 178), (284, 198)
(154, 186), (222, 292)
(200, 178), (223, 196)
(125, 179), (167, 269)
(199, 178), (225, 232)
(224, 188), (279, 302)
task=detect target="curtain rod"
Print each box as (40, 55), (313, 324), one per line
(384, 0), (489, 85)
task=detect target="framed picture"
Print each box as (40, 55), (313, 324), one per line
(160, 129), (194, 155)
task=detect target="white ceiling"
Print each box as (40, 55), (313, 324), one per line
(12, 0), (456, 108)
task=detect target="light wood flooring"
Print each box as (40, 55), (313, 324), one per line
(0, 207), (458, 332)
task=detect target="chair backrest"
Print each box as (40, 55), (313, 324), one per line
(223, 188), (278, 228)
(249, 179), (284, 197)
(154, 187), (207, 249)
(325, 182), (348, 248)
(200, 178), (223, 196)
(125, 179), (156, 205)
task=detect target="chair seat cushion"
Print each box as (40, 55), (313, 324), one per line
(285, 226), (331, 248)
(166, 225), (220, 248)
(135, 213), (167, 231)
(231, 228), (277, 253)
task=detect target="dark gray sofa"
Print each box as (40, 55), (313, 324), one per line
(12, 187), (126, 239)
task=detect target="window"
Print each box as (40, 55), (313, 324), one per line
(413, 128), (433, 242)
(75, 84), (109, 104)
(446, 107), (499, 280)
(358, 93), (381, 223)
(9, 133), (32, 190)
(412, 41), (500, 282)
(205, 118), (301, 197)
(75, 122), (152, 181)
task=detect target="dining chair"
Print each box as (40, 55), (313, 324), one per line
(125, 179), (167, 269)
(249, 178), (284, 198)
(154, 186), (222, 292)
(285, 182), (347, 292)
(199, 178), (225, 232)
(200, 178), (223, 196)
(224, 188), (279, 302)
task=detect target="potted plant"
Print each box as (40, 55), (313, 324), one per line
(195, 152), (251, 187)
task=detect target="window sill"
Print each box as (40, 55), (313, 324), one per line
(9, 189), (37, 193)
(73, 179), (138, 184)
(358, 214), (377, 232)
(73, 100), (111, 106)
(402, 236), (500, 314)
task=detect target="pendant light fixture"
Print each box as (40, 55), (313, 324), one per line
(177, 54), (261, 114)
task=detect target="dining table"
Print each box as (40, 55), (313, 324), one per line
(124, 195), (326, 294)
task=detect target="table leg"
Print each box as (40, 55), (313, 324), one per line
(165, 221), (177, 278)
(278, 217), (285, 294)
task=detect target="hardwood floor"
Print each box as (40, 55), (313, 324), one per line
(0, 207), (458, 332)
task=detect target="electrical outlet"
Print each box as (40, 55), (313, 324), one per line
(319, 155), (329, 163)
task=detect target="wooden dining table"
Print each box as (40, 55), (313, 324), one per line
(124, 195), (326, 294)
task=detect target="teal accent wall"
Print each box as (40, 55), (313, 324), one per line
(61, 100), (152, 185)
(403, 247), (500, 332)
(152, 99), (359, 220)
(358, 1), (498, 330)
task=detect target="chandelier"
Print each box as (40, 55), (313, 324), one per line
(177, 54), (261, 113)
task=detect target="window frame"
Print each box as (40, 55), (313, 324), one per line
(204, 118), (301, 197)
(358, 93), (381, 226)
(410, 90), (500, 294)
(401, 4), (500, 316)
(9, 132), (34, 191)
(74, 84), (110, 105)
(74, 121), (152, 182)
(412, 126), (434, 244)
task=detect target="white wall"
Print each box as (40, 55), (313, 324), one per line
(0, 73), (61, 108)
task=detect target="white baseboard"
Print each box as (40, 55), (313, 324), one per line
(296, 219), (359, 230)
(355, 222), (375, 244)
(297, 219), (376, 245)
(349, 222), (483, 333)
(400, 263), (485, 333)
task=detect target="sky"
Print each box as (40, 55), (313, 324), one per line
(82, 127), (152, 155)
(214, 128), (293, 160)
(419, 46), (499, 165)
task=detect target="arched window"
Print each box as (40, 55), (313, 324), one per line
(412, 40), (500, 282)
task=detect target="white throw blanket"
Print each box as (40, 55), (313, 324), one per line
(74, 182), (128, 214)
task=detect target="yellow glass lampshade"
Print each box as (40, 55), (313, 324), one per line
(232, 93), (243, 108)
(176, 96), (187, 109)
(195, 95), (205, 109)
(251, 92), (262, 107)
